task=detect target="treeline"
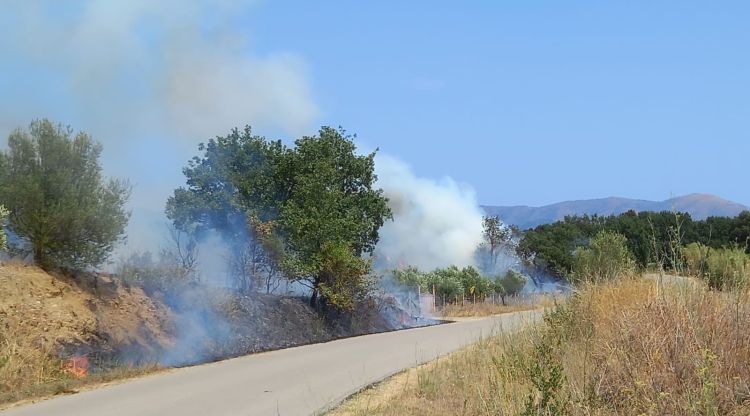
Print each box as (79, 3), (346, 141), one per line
(518, 210), (750, 282)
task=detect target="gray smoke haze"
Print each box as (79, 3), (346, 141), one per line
(1, 1), (317, 142)
(0, 1), (319, 256)
(374, 155), (485, 270)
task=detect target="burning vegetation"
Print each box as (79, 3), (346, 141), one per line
(0, 118), (559, 407)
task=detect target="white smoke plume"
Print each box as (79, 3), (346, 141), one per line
(375, 155), (485, 271)
(0, 3), (318, 193)
(0, 1), (320, 256)
(0, 1), (318, 144)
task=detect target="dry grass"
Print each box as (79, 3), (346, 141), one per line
(439, 302), (536, 317)
(439, 294), (558, 318)
(330, 276), (750, 415)
(0, 262), (170, 408)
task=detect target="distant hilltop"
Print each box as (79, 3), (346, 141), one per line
(482, 193), (750, 230)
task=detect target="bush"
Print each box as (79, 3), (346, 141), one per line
(494, 269), (527, 304)
(392, 266), (424, 288)
(704, 247), (749, 291)
(457, 266), (493, 300)
(116, 250), (196, 295)
(424, 267), (465, 300)
(393, 265), (498, 303)
(682, 243), (749, 291)
(572, 230), (634, 283)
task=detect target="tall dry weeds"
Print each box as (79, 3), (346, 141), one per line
(333, 277), (750, 415)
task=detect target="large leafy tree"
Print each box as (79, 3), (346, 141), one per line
(167, 126), (392, 310)
(0, 119), (130, 270)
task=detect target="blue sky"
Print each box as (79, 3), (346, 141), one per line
(1, 1), (749, 208)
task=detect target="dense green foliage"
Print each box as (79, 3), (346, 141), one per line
(0, 120), (130, 269)
(518, 210), (750, 280)
(571, 230), (634, 283)
(494, 269), (527, 303)
(167, 125), (392, 310)
(393, 265), (526, 302)
(0, 205), (8, 251)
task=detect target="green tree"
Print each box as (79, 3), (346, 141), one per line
(279, 127), (392, 309)
(0, 120), (130, 270)
(456, 265), (493, 300)
(392, 266), (425, 288)
(423, 267), (464, 301)
(494, 269), (527, 304)
(167, 126), (392, 311)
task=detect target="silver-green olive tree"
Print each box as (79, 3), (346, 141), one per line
(0, 119), (130, 270)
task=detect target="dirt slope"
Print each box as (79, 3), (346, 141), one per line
(0, 262), (174, 365)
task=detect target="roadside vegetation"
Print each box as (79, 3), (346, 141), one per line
(518, 210), (750, 281)
(393, 266), (527, 306)
(332, 231), (750, 415)
(0, 119), (401, 407)
(3, 118), (750, 413)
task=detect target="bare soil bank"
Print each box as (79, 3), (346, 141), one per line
(0, 262), (432, 405)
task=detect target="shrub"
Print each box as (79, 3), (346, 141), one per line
(704, 247), (749, 291)
(424, 267), (465, 300)
(392, 266), (424, 289)
(494, 269), (527, 304)
(572, 230), (634, 283)
(683, 243), (749, 291)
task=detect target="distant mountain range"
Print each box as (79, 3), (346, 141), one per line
(482, 194), (750, 230)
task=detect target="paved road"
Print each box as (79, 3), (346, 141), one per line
(3, 310), (542, 416)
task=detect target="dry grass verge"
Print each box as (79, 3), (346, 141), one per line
(440, 302), (535, 318)
(439, 294), (558, 318)
(0, 262), (171, 408)
(330, 276), (750, 415)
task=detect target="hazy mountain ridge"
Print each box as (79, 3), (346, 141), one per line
(482, 194), (750, 230)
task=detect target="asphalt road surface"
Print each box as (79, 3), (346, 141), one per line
(3, 310), (542, 416)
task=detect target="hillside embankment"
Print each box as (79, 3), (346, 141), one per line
(0, 262), (416, 407)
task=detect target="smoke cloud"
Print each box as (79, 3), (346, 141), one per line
(1, 1), (318, 143)
(374, 155), (485, 271)
(0, 1), (320, 255)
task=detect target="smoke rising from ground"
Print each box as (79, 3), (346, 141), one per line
(374, 155), (485, 271)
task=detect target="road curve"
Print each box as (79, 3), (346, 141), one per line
(3, 310), (542, 416)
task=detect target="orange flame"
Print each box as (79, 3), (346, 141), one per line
(63, 356), (89, 378)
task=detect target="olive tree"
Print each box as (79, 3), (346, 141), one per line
(0, 119), (130, 270)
